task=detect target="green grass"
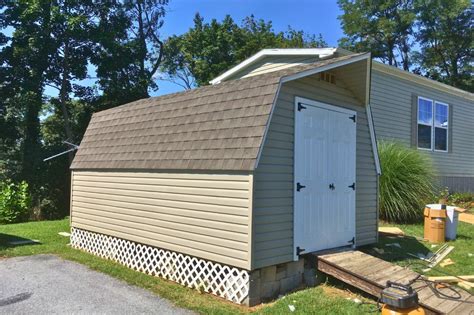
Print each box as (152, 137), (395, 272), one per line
(0, 219), (377, 314)
(363, 221), (474, 288)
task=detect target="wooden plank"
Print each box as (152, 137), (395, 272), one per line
(316, 250), (474, 314)
(459, 213), (474, 224)
(317, 259), (382, 297)
(449, 296), (474, 315)
(428, 275), (474, 282)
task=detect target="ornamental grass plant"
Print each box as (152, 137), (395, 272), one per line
(378, 140), (436, 223)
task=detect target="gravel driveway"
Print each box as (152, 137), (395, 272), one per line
(0, 255), (194, 314)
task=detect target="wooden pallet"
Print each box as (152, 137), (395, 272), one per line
(316, 250), (474, 314)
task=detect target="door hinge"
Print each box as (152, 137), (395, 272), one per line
(297, 102), (307, 111)
(296, 246), (306, 256)
(349, 115), (356, 122)
(348, 182), (355, 190)
(348, 237), (355, 245)
(296, 182), (306, 192)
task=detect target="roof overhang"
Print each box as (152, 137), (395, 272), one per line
(210, 48), (338, 85)
(280, 52), (370, 83)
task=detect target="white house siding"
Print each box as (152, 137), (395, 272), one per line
(370, 69), (474, 186)
(252, 73), (378, 269)
(70, 171), (253, 269)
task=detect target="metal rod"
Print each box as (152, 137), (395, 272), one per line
(43, 147), (78, 162)
(63, 141), (79, 149)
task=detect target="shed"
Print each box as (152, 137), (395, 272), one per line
(70, 52), (379, 305)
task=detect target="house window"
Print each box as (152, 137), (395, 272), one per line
(417, 97), (449, 152)
(434, 102), (448, 151)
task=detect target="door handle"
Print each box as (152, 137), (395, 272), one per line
(296, 182), (306, 192)
(329, 183), (335, 190)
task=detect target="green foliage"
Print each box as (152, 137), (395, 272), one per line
(161, 14), (327, 88)
(414, 0), (473, 92)
(378, 141), (436, 223)
(338, 0), (416, 70)
(338, 0), (473, 90)
(448, 192), (474, 209)
(0, 180), (31, 224)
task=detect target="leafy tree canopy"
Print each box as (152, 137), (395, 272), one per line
(160, 14), (327, 88)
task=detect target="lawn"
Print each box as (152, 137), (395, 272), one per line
(364, 221), (474, 292)
(0, 219), (377, 315)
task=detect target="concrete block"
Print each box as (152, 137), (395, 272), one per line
(250, 270), (260, 280)
(260, 281), (280, 299)
(244, 296), (261, 307)
(280, 274), (302, 293)
(275, 269), (287, 281)
(248, 278), (261, 296)
(303, 268), (317, 287)
(286, 259), (304, 276)
(260, 265), (276, 282)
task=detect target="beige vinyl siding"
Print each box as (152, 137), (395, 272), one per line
(371, 69), (474, 177)
(71, 171), (253, 269)
(227, 56), (319, 80)
(252, 72), (378, 269)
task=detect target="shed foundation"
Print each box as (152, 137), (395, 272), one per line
(244, 256), (321, 306)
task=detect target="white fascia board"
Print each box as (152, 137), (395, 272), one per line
(280, 53), (371, 83)
(373, 62), (474, 101)
(366, 104), (381, 175)
(210, 48), (337, 85)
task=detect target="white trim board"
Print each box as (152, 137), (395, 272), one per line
(366, 104), (381, 175)
(210, 48), (337, 84)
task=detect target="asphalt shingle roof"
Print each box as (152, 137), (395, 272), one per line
(71, 54), (362, 171)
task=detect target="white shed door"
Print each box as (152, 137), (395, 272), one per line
(294, 98), (356, 259)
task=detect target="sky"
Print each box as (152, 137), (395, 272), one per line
(156, 0), (344, 96)
(43, 0), (344, 97)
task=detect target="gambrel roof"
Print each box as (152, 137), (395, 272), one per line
(71, 53), (368, 171)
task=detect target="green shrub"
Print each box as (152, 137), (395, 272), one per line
(448, 192), (474, 209)
(0, 180), (31, 224)
(378, 141), (436, 223)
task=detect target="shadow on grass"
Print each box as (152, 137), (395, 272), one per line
(0, 233), (41, 250)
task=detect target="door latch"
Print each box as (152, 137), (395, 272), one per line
(348, 182), (355, 190)
(296, 182), (306, 192)
(329, 183), (335, 190)
(296, 246), (306, 256)
(349, 115), (356, 122)
(348, 237), (355, 245)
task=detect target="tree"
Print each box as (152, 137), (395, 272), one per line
(0, 1), (55, 196)
(161, 14), (327, 88)
(414, 0), (472, 91)
(338, 0), (416, 70)
(92, 0), (169, 106)
(46, 0), (96, 160)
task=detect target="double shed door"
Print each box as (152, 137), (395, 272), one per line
(294, 97), (356, 258)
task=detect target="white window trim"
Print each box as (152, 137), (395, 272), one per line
(417, 96), (434, 151)
(434, 101), (449, 153)
(417, 96), (449, 153)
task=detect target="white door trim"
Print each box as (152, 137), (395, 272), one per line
(293, 96), (357, 260)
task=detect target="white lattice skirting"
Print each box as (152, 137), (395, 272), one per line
(70, 228), (249, 304)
